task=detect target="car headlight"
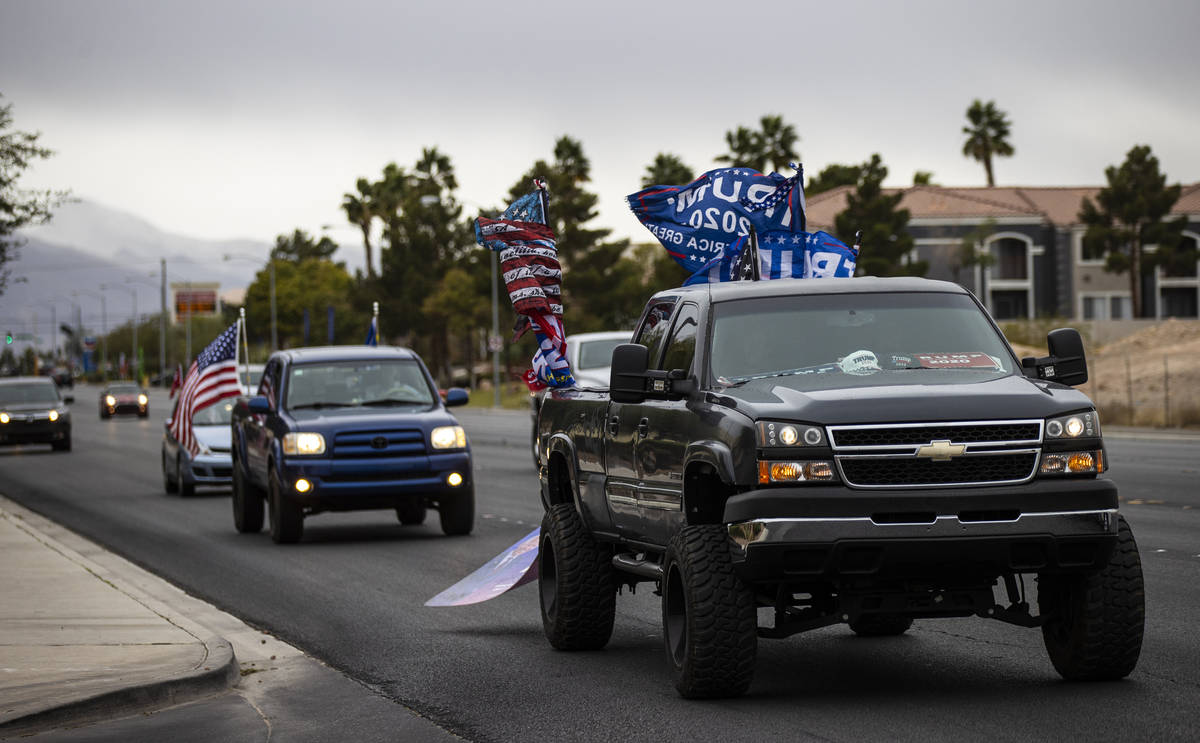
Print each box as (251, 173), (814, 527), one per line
(430, 425), (467, 450)
(48, 410), (59, 422)
(1040, 450), (1104, 476)
(0, 412), (8, 424)
(283, 432), (326, 455)
(105, 395), (116, 406)
(756, 421), (825, 447)
(1045, 410), (1099, 439)
(138, 394), (148, 406)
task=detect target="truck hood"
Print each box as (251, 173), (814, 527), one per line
(286, 405), (461, 433)
(721, 373), (1095, 424)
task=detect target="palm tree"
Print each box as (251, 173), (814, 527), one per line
(962, 100), (1014, 187)
(642, 153), (694, 187)
(758, 114), (799, 173)
(341, 179), (377, 278)
(715, 125), (765, 172)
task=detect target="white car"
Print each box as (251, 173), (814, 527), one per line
(563, 331), (632, 388)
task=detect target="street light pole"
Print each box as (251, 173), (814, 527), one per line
(269, 260), (277, 351)
(75, 289), (108, 378)
(160, 258), (167, 376)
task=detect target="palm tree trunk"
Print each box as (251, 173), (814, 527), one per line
(1130, 238), (1143, 318)
(360, 225), (375, 279)
(985, 155), (995, 187)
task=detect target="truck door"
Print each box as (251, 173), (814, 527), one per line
(244, 358), (281, 487)
(605, 298), (676, 538)
(633, 302), (699, 546)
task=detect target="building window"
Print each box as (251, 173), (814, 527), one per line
(991, 290), (1029, 320)
(1110, 296), (1131, 320)
(1161, 288), (1199, 318)
(991, 238), (1028, 280)
(1082, 296), (1104, 320)
(1081, 293), (1132, 321)
(1162, 235), (1199, 278)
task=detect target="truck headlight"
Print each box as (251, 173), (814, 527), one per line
(431, 425), (467, 450)
(1045, 410), (1099, 439)
(105, 395), (116, 406)
(283, 432), (326, 455)
(1040, 450), (1103, 475)
(48, 410), (59, 422)
(757, 421), (825, 447)
(138, 394), (148, 406)
(0, 412), (8, 424)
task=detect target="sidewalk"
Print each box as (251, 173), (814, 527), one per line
(0, 499), (238, 738)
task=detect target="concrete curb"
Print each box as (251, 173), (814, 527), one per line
(0, 635), (238, 738)
(0, 498), (241, 738)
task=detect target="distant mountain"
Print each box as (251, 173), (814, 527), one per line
(1, 199), (274, 345)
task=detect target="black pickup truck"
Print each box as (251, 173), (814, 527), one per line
(533, 277), (1143, 698)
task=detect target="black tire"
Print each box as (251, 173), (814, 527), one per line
(177, 454), (195, 498)
(662, 525), (757, 698)
(437, 486), (475, 536)
(231, 457), (264, 533)
(538, 503), (616, 650)
(52, 435), (71, 452)
(267, 469), (303, 544)
(849, 614), (914, 637)
(163, 450), (178, 494)
(396, 499), (427, 526)
(1039, 515), (1144, 681)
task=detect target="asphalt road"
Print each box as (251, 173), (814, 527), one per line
(3, 384), (1198, 742)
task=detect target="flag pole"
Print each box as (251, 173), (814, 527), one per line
(239, 307), (249, 393)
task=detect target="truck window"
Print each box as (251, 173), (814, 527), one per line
(634, 299), (677, 368)
(259, 360), (281, 409)
(660, 303), (699, 372)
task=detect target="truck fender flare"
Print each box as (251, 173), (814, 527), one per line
(683, 440), (736, 486)
(544, 433), (584, 514)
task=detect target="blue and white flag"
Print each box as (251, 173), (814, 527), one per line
(628, 166), (805, 273)
(684, 231), (858, 285)
(365, 315), (378, 346)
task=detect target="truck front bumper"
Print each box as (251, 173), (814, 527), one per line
(278, 451), (473, 511)
(725, 478), (1119, 581)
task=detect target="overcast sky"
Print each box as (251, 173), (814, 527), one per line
(3, 0), (1199, 254)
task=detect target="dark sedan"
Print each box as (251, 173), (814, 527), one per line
(100, 382), (148, 419)
(0, 377), (73, 451)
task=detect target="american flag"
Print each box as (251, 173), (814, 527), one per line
(475, 185), (574, 389)
(169, 322), (242, 457)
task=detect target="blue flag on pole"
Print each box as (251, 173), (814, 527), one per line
(365, 315), (377, 346)
(684, 231), (858, 284)
(627, 166), (805, 274)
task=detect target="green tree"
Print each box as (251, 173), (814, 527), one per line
(1, 96), (68, 295)
(244, 258), (360, 348)
(835, 154), (923, 277)
(642, 153), (694, 187)
(271, 228), (339, 264)
(716, 114), (799, 173)
(341, 178), (378, 278)
(912, 171), (936, 186)
(377, 148), (472, 379)
(806, 163), (862, 196)
(1079, 145), (1187, 318)
(0, 345), (15, 373)
(962, 99), (1014, 187)
(20, 345), (37, 375)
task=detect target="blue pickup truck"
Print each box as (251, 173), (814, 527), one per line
(229, 346), (474, 543)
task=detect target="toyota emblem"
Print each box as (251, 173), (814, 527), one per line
(370, 436), (388, 450)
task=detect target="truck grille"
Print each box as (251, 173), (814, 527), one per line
(332, 428), (426, 459)
(830, 422), (1041, 447)
(839, 453), (1039, 487)
(828, 420), (1043, 488)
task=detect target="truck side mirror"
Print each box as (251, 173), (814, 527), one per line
(1021, 328), (1088, 386)
(247, 395), (271, 413)
(63, 394), (74, 404)
(444, 387), (469, 407)
(610, 343), (649, 404)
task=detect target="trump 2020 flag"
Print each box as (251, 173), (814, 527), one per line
(628, 166), (805, 273)
(685, 231), (858, 284)
(475, 184), (575, 390)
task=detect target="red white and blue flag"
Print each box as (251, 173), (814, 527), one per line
(168, 321), (242, 457)
(475, 185), (574, 390)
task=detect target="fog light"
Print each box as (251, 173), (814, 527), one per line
(447, 472), (463, 487)
(0, 412), (8, 424)
(48, 410), (58, 422)
(294, 478), (312, 493)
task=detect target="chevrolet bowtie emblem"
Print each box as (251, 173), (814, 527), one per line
(916, 440), (966, 461)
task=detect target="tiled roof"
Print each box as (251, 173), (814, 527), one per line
(804, 183), (1200, 231)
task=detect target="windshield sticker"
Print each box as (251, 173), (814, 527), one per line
(912, 352), (1001, 369)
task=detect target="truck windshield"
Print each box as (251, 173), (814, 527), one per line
(0, 382), (61, 404)
(285, 360), (434, 410)
(710, 291), (1016, 389)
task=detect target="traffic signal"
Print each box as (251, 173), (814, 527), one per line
(4, 330), (11, 345)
